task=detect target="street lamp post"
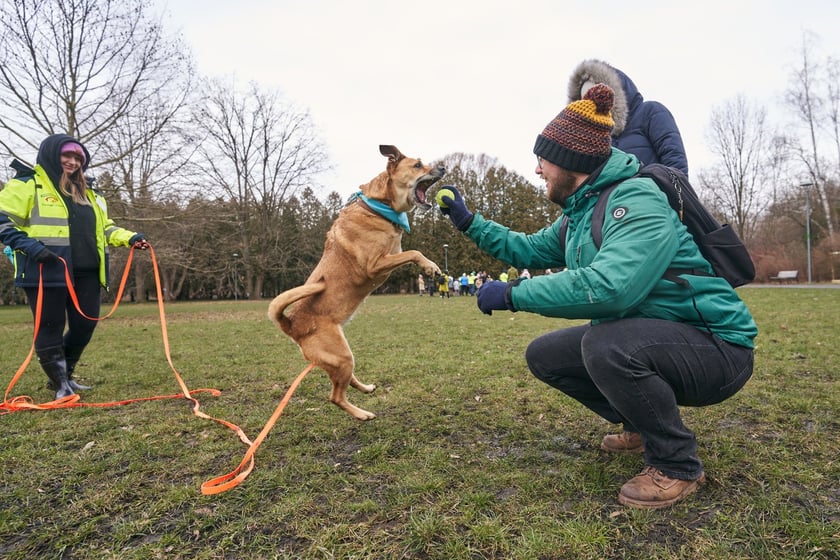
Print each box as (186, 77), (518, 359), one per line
(443, 244), (449, 274)
(800, 183), (814, 284)
(232, 253), (240, 301)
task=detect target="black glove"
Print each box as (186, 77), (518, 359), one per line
(476, 280), (517, 316)
(439, 186), (474, 231)
(34, 247), (60, 263)
(129, 233), (150, 250)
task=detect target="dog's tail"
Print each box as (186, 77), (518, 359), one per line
(267, 281), (326, 332)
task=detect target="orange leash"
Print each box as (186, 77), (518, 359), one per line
(200, 362), (315, 495)
(1, 249), (222, 414)
(1, 245), (317, 495)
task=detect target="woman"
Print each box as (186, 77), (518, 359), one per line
(0, 134), (149, 400)
(567, 59), (689, 175)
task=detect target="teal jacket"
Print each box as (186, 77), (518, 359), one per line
(464, 148), (757, 348)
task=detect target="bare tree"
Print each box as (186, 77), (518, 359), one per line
(97, 92), (202, 300)
(194, 79), (330, 299)
(784, 31), (837, 239)
(699, 95), (774, 242)
(0, 0), (193, 170)
(0, 0), (198, 301)
(827, 56), (840, 169)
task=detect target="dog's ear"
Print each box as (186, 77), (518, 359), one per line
(379, 145), (404, 163)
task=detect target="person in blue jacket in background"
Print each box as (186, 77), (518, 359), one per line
(438, 84), (755, 509)
(567, 59), (689, 175)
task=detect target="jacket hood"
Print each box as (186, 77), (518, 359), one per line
(35, 133), (91, 187)
(567, 59), (644, 136)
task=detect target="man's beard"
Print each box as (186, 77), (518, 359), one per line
(547, 170), (580, 206)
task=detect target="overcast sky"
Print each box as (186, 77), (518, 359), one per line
(154, 0), (840, 199)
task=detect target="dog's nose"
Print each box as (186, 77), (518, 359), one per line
(436, 165), (446, 175)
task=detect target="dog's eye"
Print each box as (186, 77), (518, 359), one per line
(414, 162), (423, 169)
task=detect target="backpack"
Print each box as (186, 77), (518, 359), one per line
(559, 163), (755, 288)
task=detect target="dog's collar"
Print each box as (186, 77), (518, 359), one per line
(349, 191), (410, 233)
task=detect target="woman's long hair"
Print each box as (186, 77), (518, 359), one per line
(58, 167), (91, 206)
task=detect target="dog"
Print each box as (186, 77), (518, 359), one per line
(268, 145), (444, 420)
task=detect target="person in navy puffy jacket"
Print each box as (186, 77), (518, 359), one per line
(567, 59), (689, 175)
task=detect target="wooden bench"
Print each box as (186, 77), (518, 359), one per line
(769, 270), (799, 284)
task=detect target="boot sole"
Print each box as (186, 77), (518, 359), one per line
(618, 473), (706, 509)
(600, 443), (645, 454)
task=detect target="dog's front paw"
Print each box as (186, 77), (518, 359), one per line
(423, 260), (441, 277)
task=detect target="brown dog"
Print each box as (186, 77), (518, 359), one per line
(268, 145), (444, 420)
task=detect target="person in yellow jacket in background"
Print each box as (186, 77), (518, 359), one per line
(0, 134), (149, 400)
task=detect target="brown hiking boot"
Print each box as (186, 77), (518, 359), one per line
(600, 431), (644, 453)
(618, 466), (706, 509)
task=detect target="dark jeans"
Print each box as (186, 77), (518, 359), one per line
(525, 318), (754, 479)
(25, 270), (101, 353)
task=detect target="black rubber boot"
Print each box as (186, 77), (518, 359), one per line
(64, 345), (92, 391)
(37, 347), (75, 400)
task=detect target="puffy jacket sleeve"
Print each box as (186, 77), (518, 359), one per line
(509, 179), (680, 319)
(642, 102), (689, 175)
(465, 213), (567, 271)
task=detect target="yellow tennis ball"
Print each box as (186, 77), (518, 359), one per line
(436, 188), (455, 208)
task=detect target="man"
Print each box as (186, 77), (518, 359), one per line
(439, 84), (756, 509)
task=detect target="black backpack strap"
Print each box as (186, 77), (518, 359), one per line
(590, 183), (619, 249)
(559, 215), (569, 253)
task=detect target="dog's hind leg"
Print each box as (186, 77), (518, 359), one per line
(300, 327), (377, 421)
(350, 373), (376, 394)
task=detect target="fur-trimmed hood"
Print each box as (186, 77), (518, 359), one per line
(566, 59), (641, 136)
(565, 59), (689, 174)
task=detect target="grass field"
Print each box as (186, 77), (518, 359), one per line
(0, 288), (838, 559)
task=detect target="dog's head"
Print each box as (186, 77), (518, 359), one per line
(362, 145), (445, 212)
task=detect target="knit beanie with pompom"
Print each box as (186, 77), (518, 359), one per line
(533, 83), (615, 173)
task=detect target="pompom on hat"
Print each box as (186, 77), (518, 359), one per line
(60, 141), (87, 165)
(533, 83), (615, 174)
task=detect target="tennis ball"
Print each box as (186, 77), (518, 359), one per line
(436, 188), (455, 208)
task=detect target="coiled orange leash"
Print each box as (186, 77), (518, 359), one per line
(1, 245), (314, 494)
(1, 247), (222, 413)
(200, 362), (314, 495)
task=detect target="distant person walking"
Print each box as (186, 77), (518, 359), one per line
(437, 273), (449, 299)
(460, 273), (469, 296)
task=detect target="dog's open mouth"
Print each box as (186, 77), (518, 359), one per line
(413, 172), (444, 210)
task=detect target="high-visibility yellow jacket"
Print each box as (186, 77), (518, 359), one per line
(0, 165), (138, 289)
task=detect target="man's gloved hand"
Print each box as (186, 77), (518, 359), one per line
(439, 186), (474, 231)
(476, 280), (517, 316)
(129, 233), (150, 250)
(34, 246), (60, 263)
